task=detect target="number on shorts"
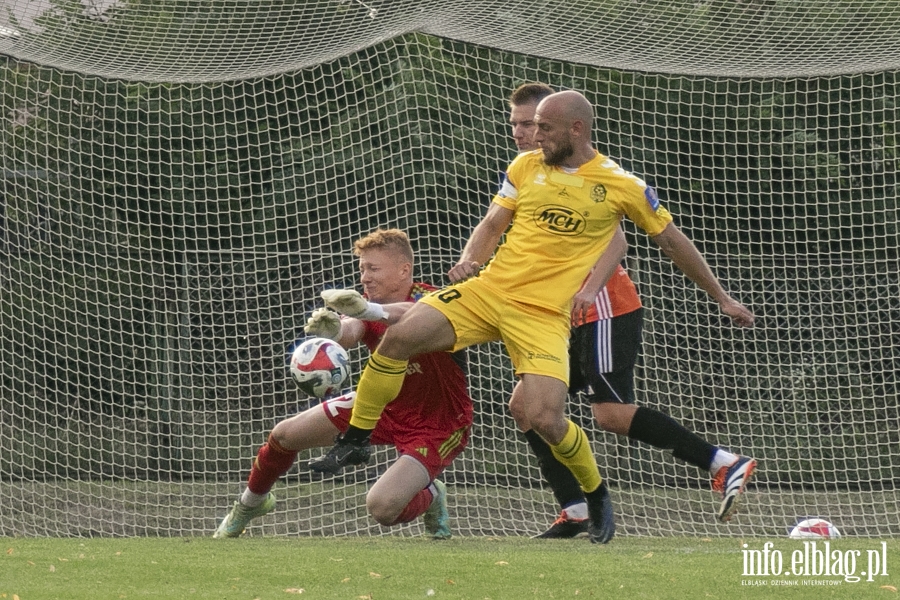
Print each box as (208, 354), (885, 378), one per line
(437, 289), (462, 304)
(324, 392), (356, 416)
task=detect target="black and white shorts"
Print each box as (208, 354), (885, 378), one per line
(568, 308), (643, 404)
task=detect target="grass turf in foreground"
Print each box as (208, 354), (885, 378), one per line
(1, 536), (898, 600)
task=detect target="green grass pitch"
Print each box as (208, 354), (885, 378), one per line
(2, 536), (897, 599)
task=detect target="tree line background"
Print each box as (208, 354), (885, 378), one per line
(1, 30), (897, 493)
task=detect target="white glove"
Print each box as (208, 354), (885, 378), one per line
(303, 307), (341, 340)
(321, 289), (386, 321)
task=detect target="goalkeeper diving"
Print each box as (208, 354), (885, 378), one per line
(214, 228), (472, 539)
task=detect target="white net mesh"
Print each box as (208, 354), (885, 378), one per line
(1, 0), (898, 538)
(5, 1), (900, 80)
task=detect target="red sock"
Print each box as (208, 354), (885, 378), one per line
(388, 487), (435, 526)
(247, 434), (298, 495)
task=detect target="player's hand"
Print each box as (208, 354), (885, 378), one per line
(448, 260), (480, 283)
(720, 297), (755, 327)
(321, 289), (386, 321)
(304, 307), (341, 340)
(321, 289), (369, 318)
(571, 288), (596, 325)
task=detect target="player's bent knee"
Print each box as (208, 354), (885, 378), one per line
(529, 414), (568, 446)
(269, 420), (293, 446)
(508, 397), (530, 429)
(268, 410), (324, 450)
(592, 407), (615, 431)
(366, 493), (400, 526)
(591, 403), (631, 435)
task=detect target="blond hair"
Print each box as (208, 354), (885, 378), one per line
(353, 228), (414, 265)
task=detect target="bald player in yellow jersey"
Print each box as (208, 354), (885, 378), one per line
(308, 90), (748, 544)
(505, 83), (757, 538)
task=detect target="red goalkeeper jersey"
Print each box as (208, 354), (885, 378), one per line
(360, 282), (473, 432)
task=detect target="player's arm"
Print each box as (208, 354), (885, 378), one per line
(332, 317), (365, 349)
(449, 202), (514, 282)
(304, 304), (403, 345)
(316, 288), (415, 328)
(571, 226), (628, 323)
(650, 222), (755, 327)
(329, 304), (411, 347)
(357, 300), (414, 326)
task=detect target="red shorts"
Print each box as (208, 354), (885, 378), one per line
(319, 393), (470, 480)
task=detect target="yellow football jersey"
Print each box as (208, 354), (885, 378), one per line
(482, 150), (672, 313)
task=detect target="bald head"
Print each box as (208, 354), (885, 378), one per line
(533, 90), (597, 168)
(536, 90), (594, 133)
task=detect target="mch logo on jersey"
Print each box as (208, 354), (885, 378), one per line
(533, 205), (586, 236)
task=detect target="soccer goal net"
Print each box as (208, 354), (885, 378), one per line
(1, 0), (897, 538)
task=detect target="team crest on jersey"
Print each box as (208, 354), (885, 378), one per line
(409, 283), (433, 302)
(591, 183), (607, 203)
(533, 204), (586, 236)
(644, 185), (660, 210)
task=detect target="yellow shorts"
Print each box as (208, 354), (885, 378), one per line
(419, 277), (571, 384)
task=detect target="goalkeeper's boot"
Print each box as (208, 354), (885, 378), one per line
(213, 493), (276, 538)
(712, 456), (757, 522)
(423, 479), (451, 540)
(585, 481), (615, 544)
(308, 432), (372, 475)
(533, 507), (589, 539)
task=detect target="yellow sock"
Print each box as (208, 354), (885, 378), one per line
(549, 420), (602, 494)
(348, 350), (409, 430)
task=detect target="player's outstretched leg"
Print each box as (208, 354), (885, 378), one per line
(423, 479), (451, 540)
(584, 482), (615, 544)
(712, 456), (757, 522)
(308, 431), (372, 475)
(213, 493), (277, 538)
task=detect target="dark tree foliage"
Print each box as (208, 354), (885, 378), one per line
(1, 30), (897, 485)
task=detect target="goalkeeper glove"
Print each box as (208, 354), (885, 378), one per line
(304, 307), (341, 340)
(321, 289), (387, 321)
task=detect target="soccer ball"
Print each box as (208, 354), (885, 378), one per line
(788, 518), (841, 540)
(289, 337), (350, 398)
